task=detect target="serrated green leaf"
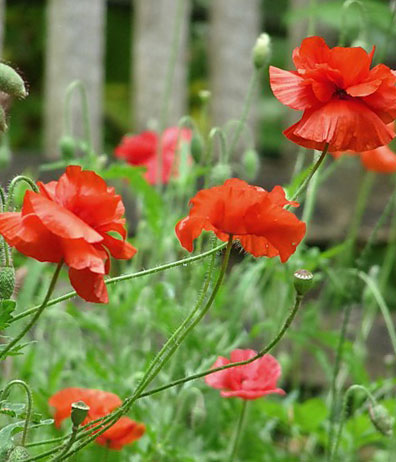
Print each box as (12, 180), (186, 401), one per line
(0, 300), (16, 330)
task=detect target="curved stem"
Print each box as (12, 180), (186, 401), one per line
(0, 261), (63, 360)
(64, 80), (92, 155)
(138, 292), (304, 398)
(5, 176), (39, 211)
(229, 400), (248, 462)
(227, 68), (261, 159)
(207, 127), (228, 165)
(358, 271), (396, 356)
(11, 242), (227, 323)
(290, 144), (329, 203)
(330, 384), (375, 461)
(1, 380), (33, 446)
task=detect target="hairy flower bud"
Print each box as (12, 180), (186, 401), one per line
(190, 133), (204, 164)
(7, 446), (32, 462)
(0, 265), (15, 300)
(369, 403), (394, 437)
(243, 148), (259, 180)
(71, 400), (90, 427)
(198, 89), (211, 103)
(293, 269), (314, 296)
(0, 63), (27, 99)
(59, 135), (77, 160)
(210, 163), (232, 185)
(252, 33), (271, 69)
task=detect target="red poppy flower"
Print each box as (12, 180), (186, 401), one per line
(49, 388), (145, 450)
(175, 178), (306, 262)
(114, 127), (192, 185)
(331, 144), (396, 174)
(95, 417), (146, 450)
(205, 349), (286, 400)
(270, 36), (396, 152)
(0, 166), (136, 303)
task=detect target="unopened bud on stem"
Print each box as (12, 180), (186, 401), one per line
(0, 63), (27, 99)
(252, 33), (271, 69)
(369, 403), (394, 437)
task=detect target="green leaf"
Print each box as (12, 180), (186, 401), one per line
(0, 339), (37, 360)
(0, 300), (16, 330)
(294, 398), (328, 433)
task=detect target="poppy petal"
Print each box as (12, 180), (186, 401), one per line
(269, 67), (318, 110)
(69, 267), (108, 303)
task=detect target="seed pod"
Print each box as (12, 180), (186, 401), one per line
(0, 265), (15, 300)
(0, 63), (27, 99)
(293, 269), (314, 296)
(71, 400), (90, 427)
(7, 446), (32, 462)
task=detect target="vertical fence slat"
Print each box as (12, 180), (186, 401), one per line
(44, 0), (106, 159)
(132, 0), (191, 132)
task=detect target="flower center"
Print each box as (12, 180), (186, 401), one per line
(334, 87), (348, 99)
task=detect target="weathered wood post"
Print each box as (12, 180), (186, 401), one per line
(209, 0), (261, 157)
(44, 0), (106, 159)
(132, 0), (191, 132)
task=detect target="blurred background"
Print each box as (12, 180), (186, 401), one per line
(0, 0), (396, 242)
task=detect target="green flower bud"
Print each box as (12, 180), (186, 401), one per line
(210, 163), (232, 185)
(243, 148), (259, 180)
(0, 265), (15, 300)
(190, 133), (204, 164)
(252, 33), (271, 69)
(369, 403), (394, 437)
(198, 90), (211, 103)
(71, 401), (90, 427)
(0, 63), (28, 99)
(7, 446), (32, 462)
(293, 269), (314, 296)
(59, 135), (77, 160)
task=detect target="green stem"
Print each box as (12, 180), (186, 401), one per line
(330, 384), (375, 462)
(64, 80), (93, 157)
(0, 185), (10, 267)
(5, 176), (39, 211)
(379, 179), (396, 292)
(343, 170), (375, 265)
(11, 242), (227, 324)
(132, 239), (217, 394)
(138, 292), (304, 399)
(207, 127), (228, 165)
(229, 400), (248, 462)
(1, 380), (33, 446)
(50, 427), (78, 462)
(227, 68), (261, 160)
(326, 301), (353, 461)
(49, 237), (234, 461)
(0, 261), (63, 360)
(290, 144), (329, 203)
(358, 271), (396, 356)
(339, 0), (367, 47)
